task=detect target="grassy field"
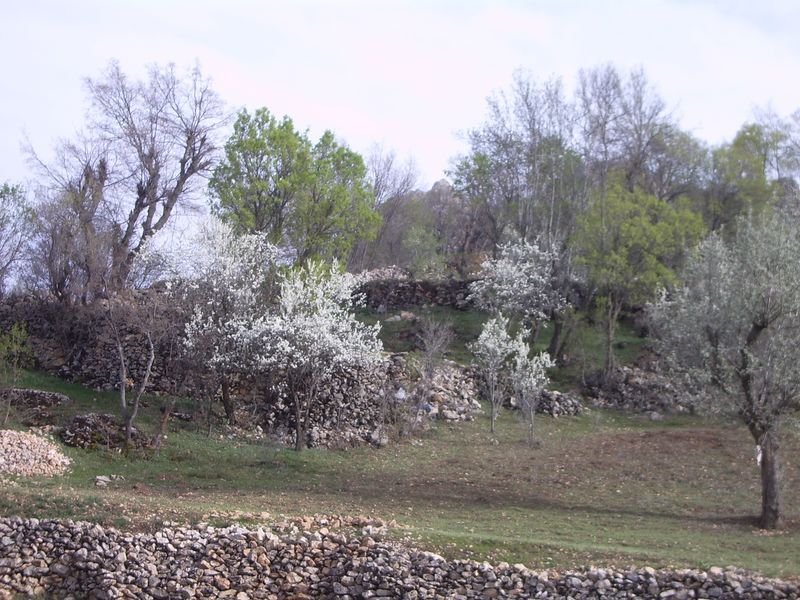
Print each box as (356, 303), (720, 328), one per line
(1, 309), (798, 578)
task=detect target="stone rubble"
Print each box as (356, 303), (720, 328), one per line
(261, 355), (487, 449)
(0, 517), (796, 599)
(358, 279), (475, 311)
(0, 430), (71, 478)
(59, 414), (149, 451)
(529, 390), (584, 418)
(0, 388), (69, 427)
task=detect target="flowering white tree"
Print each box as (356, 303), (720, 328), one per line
(469, 239), (565, 336)
(171, 218), (278, 424)
(240, 261), (384, 450)
(470, 314), (515, 434)
(510, 333), (554, 445)
(650, 215), (800, 529)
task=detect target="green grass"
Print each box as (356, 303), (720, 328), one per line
(358, 306), (648, 387)
(2, 384), (798, 577)
(1, 310), (798, 578)
(358, 305), (489, 364)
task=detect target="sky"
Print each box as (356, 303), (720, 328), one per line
(2, 0), (800, 192)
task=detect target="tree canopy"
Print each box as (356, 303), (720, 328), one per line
(210, 108), (380, 264)
(650, 214), (800, 528)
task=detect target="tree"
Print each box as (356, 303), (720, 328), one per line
(348, 145), (418, 272)
(29, 60), (225, 300)
(702, 124), (780, 231)
(25, 147), (116, 304)
(210, 109), (380, 265)
(574, 181), (704, 379)
(0, 322), (33, 426)
(177, 219), (278, 425)
(235, 261), (383, 451)
(0, 184), (31, 296)
(102, 290), (170, 446)
(509, 333), (553, 445)
(469, 239), (565, 337)
(290, 132), (380, 263)
(650, 215), (800, 529)
(470, 314), (515, 435)
(209, 108), (309, 243)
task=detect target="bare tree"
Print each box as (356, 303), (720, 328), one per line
(0, 184), (31, 296)
(28, 60), (226, 301)
(416, 314), (454, 383)
(102, 289), (172, 446)
(348, 145), (418, 272)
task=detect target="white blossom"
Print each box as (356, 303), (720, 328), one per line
(469, 314), (515, 434)
(469, 239), (565, 325)
(231, 260), (384, 449)
(510, 332), (554, 444)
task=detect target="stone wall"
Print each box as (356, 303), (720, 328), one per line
(0, 516), (795, 599)
(357, 278), (475, 311)
(0, 299), (486, 448)
(0, 297), (177, 394)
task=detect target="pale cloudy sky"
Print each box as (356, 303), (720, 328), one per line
(2, 0), (799, 190)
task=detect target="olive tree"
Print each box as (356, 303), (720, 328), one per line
(650, 215), (800, 529)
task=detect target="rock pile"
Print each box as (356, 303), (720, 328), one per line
(496, 381), (584, 419)
(419, 360), (483, 423)
(0, 517), (796, 599)
(0, 431), (70, 477)
(0, 388), (70, 426)
(59, 414), (149, 450)
(536, 390), (584, 417)
(586, 366), (694, 413)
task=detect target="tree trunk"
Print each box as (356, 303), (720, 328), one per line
(527, 406), (535, 445)
(294, 394), (304, 452)
(152, 399), (176, 450)
(220, 376), (236, 426)
(115, 339), (131, 440)
(603, 298), (621, 383)
(759, 429), (783, 529)
(125, 334), (155, 446)
(488, 373), (497, 435)
(547, 318), (563, 357)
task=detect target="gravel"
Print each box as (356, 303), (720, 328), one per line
(0, 430), (71, 478)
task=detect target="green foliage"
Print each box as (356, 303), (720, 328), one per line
(0, 322), (33, 388)
(404, 224), (446, 278)
(0, 322), (33, 425)
(210, 108), (380, 263)
(574, 181), (704, 375)
(290, 131), (380, 263)
(702, 124), (781, 231)
(209, 108), (310, 243)
(0, 182), (32, 294)
(575, 182), (704, 307)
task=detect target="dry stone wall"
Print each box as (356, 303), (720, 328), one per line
(0, 517), (796, 599)
(358, 278), (475, 311)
